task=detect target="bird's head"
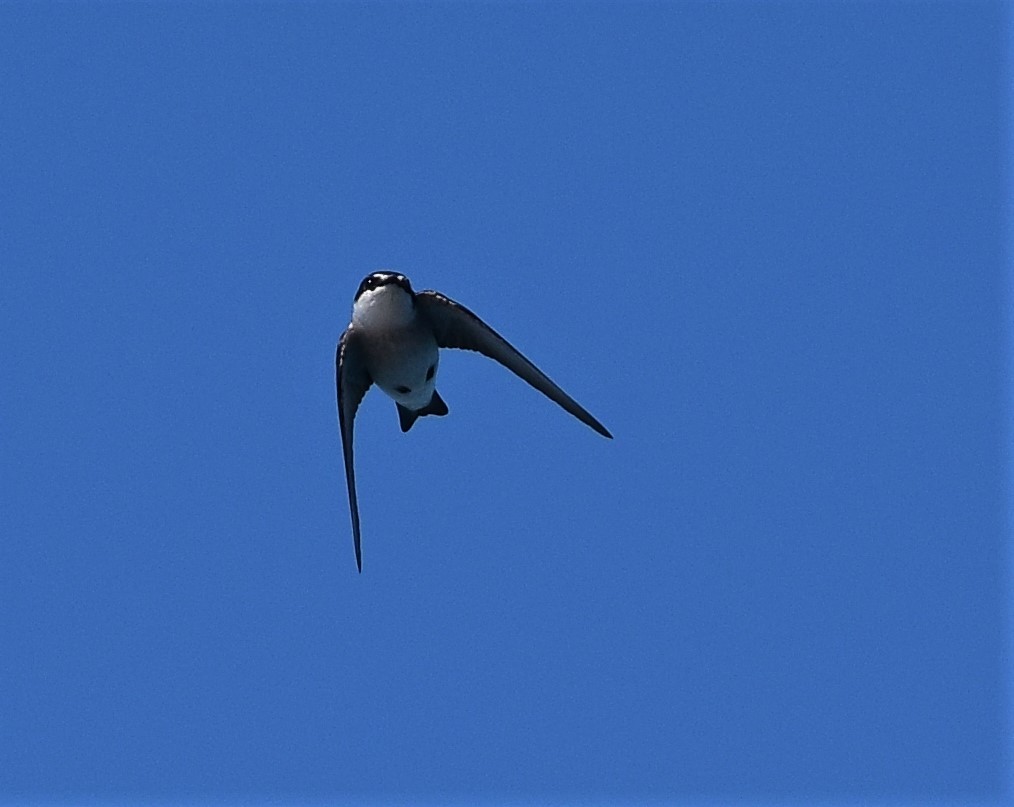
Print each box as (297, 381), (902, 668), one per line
(355, 271), (413, 302)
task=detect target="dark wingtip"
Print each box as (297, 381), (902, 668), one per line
(586, 417), (613, 439)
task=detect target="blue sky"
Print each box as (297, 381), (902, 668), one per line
(0, 3), (1008, 805)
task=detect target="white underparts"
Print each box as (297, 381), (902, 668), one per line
(352, 285), (415, 330)
(352, 286), (439, 410)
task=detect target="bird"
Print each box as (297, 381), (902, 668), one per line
(336, 271), (612, 572)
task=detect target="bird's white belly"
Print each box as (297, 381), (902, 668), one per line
(367, 329), (439, 410)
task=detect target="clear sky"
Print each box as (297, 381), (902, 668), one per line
(0, 3), (1008, 805)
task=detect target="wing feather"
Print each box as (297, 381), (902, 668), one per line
(337, 327), (373, 572)
(415, 290), (611, 438)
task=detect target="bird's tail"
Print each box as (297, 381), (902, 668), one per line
(397, 390), (449, 432)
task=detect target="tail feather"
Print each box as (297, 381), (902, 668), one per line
(397, 390), (449, 432)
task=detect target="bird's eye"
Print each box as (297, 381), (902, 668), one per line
(426, 365), (435, 381)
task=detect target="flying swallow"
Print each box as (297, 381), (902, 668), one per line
(336, 271), (611, 571)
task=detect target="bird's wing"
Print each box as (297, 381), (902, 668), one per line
(415, 290), (612, 438)
(336, 327), (373, 572)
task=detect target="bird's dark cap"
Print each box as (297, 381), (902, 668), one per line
(355, 271), (413, 301)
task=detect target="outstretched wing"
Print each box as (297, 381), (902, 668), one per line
(336, 327), (373, 572)
(415, 290), (612, 439)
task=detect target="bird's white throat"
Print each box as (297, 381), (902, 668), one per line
(352, 284), (415, 331)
